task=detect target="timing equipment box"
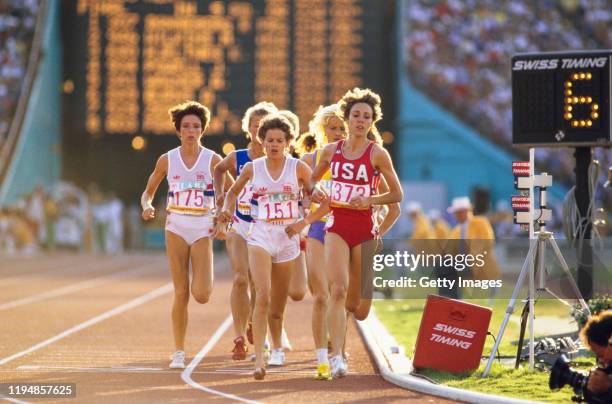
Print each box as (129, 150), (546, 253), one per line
(512, 50), (611, 147)
(413, 295), (492, 372)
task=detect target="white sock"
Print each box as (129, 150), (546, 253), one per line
(316, 348), (328, 365)
(272, 347), (283, 354)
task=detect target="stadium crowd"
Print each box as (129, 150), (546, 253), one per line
(0, 182), (138, 255)
(0, 0), (38, 148)
(404, 0), (611, 195)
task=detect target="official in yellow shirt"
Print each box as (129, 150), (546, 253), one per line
(428, 209), (450, 240)
(447, 197), (500, 281)
(406, 202), (435, 255)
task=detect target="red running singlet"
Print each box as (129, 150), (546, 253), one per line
(325, 140), (380, 248)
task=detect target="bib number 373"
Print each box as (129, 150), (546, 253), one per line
(331, 181), (370, 207)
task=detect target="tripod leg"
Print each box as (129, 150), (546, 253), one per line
(547, 237), (591, 314)
(515, 300), (530, 369)
(482, 239), (537, 377)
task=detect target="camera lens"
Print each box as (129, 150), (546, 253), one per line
(549, 355), (588, 392)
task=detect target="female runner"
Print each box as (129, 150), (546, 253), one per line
(285, 104), (346, 380)
(310, 88), (403, 378)
(219, 114), (314, 380)
(212, 102), (277, 360)
(141, 101), (224, 369)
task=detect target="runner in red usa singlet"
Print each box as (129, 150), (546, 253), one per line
(309, 88), (403, 380)
(326, 139), (380, 248)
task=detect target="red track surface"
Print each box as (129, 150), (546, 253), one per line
(0, 253), (457, 403)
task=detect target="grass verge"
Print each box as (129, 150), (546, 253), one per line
(373, 299), (596, 403)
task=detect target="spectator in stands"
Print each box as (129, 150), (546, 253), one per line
(404, 0), (611, 188)
(0, 0), (38, 147)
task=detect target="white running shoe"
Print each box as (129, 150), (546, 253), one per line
(250, 344), (271, 362)
(267, 349), (285, 366)
(169, 350), (185, 369)
(330, 354), (347, 379)
(281, 328), (292, 351)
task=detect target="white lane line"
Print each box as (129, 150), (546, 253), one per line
(0, 263), (163, 311)
(0, 283), (173, 366)
(17, 365), (164, 372)
(0, 395), (29, 404)
(182, 315), (262, 404)
(0, 256), (130, 284)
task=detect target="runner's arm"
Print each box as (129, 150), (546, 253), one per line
(213, 152), (236, 207)
(220, 162), (253, 222)
(369, 146), (403, 206)
(141, 154), (168, 220)
(376, 176), (401, 237)
(310, 143), (334, 185)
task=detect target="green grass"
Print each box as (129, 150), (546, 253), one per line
(373, 299), (595, 403)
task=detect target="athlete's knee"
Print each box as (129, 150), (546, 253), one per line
(173, 287), (190, 306)
(345, 300), (359, 314)
(289, 288), (306, 302)
(313, 290), (329, 307)
(232, 272), (249, 290)
(254, 291), (270, 312)
(353, 307), (370, 321)
(329, 283), (347, 302)
(191, 287), (212, 304)
(268, 308), (283, 322)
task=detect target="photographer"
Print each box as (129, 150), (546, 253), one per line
(580, 310), (612, 396)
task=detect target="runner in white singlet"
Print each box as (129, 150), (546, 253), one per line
(219, 114), (314, 380)
(141, 101), (226, 370)
(213, 102), (277, 360)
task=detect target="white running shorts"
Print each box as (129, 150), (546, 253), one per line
(247, 221), (300, 264)
(228, 216), (252, 240)
(165, 212), (214, 245)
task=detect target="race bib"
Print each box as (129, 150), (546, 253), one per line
(257, 194), (299, 221)
(236, 184), (253, 216)
(330, 180), (371, 209)
(167, 184), (214, 215)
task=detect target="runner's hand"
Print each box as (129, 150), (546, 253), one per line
(311, 186), (328, 204)
(215, 192), (225, 209)
(212, 224), (227, 240)
(217, 210), (233, 224)
(142, 207), (155, 221)
(285, 220), (306, 238)
(349, 195), (371, 209)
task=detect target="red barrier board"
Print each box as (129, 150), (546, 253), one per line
(413, 295), (492, 372)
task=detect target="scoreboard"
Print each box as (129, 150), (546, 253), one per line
(512, 50), (611, 147)
(63, 0), (392, 137)
(61, 0), (394, 199)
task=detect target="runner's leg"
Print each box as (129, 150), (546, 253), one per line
(165, 231), (191, 351)
(190, 236), (214, 304)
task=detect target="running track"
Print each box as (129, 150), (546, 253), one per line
(0, 253), (457, 403)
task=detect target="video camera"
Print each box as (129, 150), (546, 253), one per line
(549, 355), (612, 403)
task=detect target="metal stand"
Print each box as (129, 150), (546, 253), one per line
(482, 227), (591, 377)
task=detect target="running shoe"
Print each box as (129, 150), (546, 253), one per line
(246, 322), (254, 344)
(231, 336), (248, 360)
(281, 328), (292, 351)
(314, 363), (332, 381)
(253, 367), (266, 380)
(169, 350), (185, 369)
(250, 340), (270, 361)
(267, 348), (285, 366)
(330, 354), (347, 379)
